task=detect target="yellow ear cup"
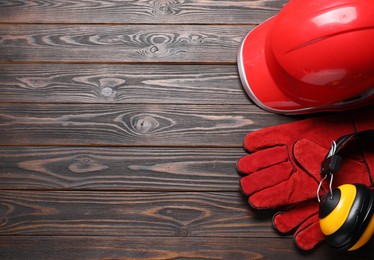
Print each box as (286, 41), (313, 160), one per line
(349, 214), (374, 251)
(320, 184), (356, 236)
(319, 184), (374, 251)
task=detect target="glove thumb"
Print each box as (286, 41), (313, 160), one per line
(292, 139), (330, 183)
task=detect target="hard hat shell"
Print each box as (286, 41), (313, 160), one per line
(238, 0), (374, 114)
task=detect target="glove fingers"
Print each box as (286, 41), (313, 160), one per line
(243, 126), (290, 152)
(292, 139), (328, 181)
(248, 176), (318, 209)
(273, 201), (319, 233)
(240, 161), (294, 195)
(294, 214), (325, 251)
(237, 146), (288, 175)
(273, 201), (324, 250)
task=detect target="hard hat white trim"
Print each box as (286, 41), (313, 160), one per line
(237, 25), (374, 115)
(237, 27), (316, 115)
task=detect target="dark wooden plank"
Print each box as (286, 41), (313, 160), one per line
(0, 190), (273, 236)
(0, 146), (243, 191)
(0, 64), (248, 104)
(0, 104), (293, 146)
(0, 25), (251, 63)
(1, 236), (372, 260)
(0, 0), (287, 24)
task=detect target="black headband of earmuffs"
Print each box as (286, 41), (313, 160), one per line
(318, 129), (374, 251)
(321, 129), (374, 178)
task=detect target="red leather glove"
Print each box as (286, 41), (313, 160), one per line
(237, 106), (374, 250)
(272, 140), (373, 250)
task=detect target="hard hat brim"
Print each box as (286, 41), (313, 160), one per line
(237, 17), (315, 115)
(237, 17), (374, 115)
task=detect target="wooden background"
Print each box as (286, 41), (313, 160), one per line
(0, 1), (372, 259)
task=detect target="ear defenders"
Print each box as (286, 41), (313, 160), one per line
(317, 130), (374, 251)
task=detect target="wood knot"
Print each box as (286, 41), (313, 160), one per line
(177, 227), (189, 237)
(119, 112), (175, 135)
(150, 46), (159, 53)
(189, 34), (205, 44)
(157, 206), (209, 226)
(101, 87), (113, 97)
(134, 32), (187, 58)
(151, 0), (183, 15)
(132, 114), (160, 134)
(18, 77), (50, 89)
(98, 78), (124, 99)
(68, 156), (109, 173)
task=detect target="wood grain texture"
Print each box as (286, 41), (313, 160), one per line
(1, 236), (372, 260)
(0, 146), (243, 191)
(0, 25), (250, 63)
(3, 0), (372, 259)
(0, 64), (249, 104)
(0, 0), (287, 24)
(0, 190), (273, 236)
(0, 104), (293, 146)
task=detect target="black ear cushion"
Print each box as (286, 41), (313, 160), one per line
(324, 184), (374, 251)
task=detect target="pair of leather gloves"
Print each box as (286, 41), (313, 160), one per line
(237, 106), (373, 250)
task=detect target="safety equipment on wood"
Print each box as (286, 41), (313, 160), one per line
(237, 0), (374, 115)
(319, 184), (374, 251)
(318, 131), (374, 251)
(237, 106), (374, 250)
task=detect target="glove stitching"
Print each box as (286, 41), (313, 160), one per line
(291, 140), (323, 193)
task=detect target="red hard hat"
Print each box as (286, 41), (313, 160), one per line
(238, 0), (374, 114)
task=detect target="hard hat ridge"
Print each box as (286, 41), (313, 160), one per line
(238, 0), (374, 114)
